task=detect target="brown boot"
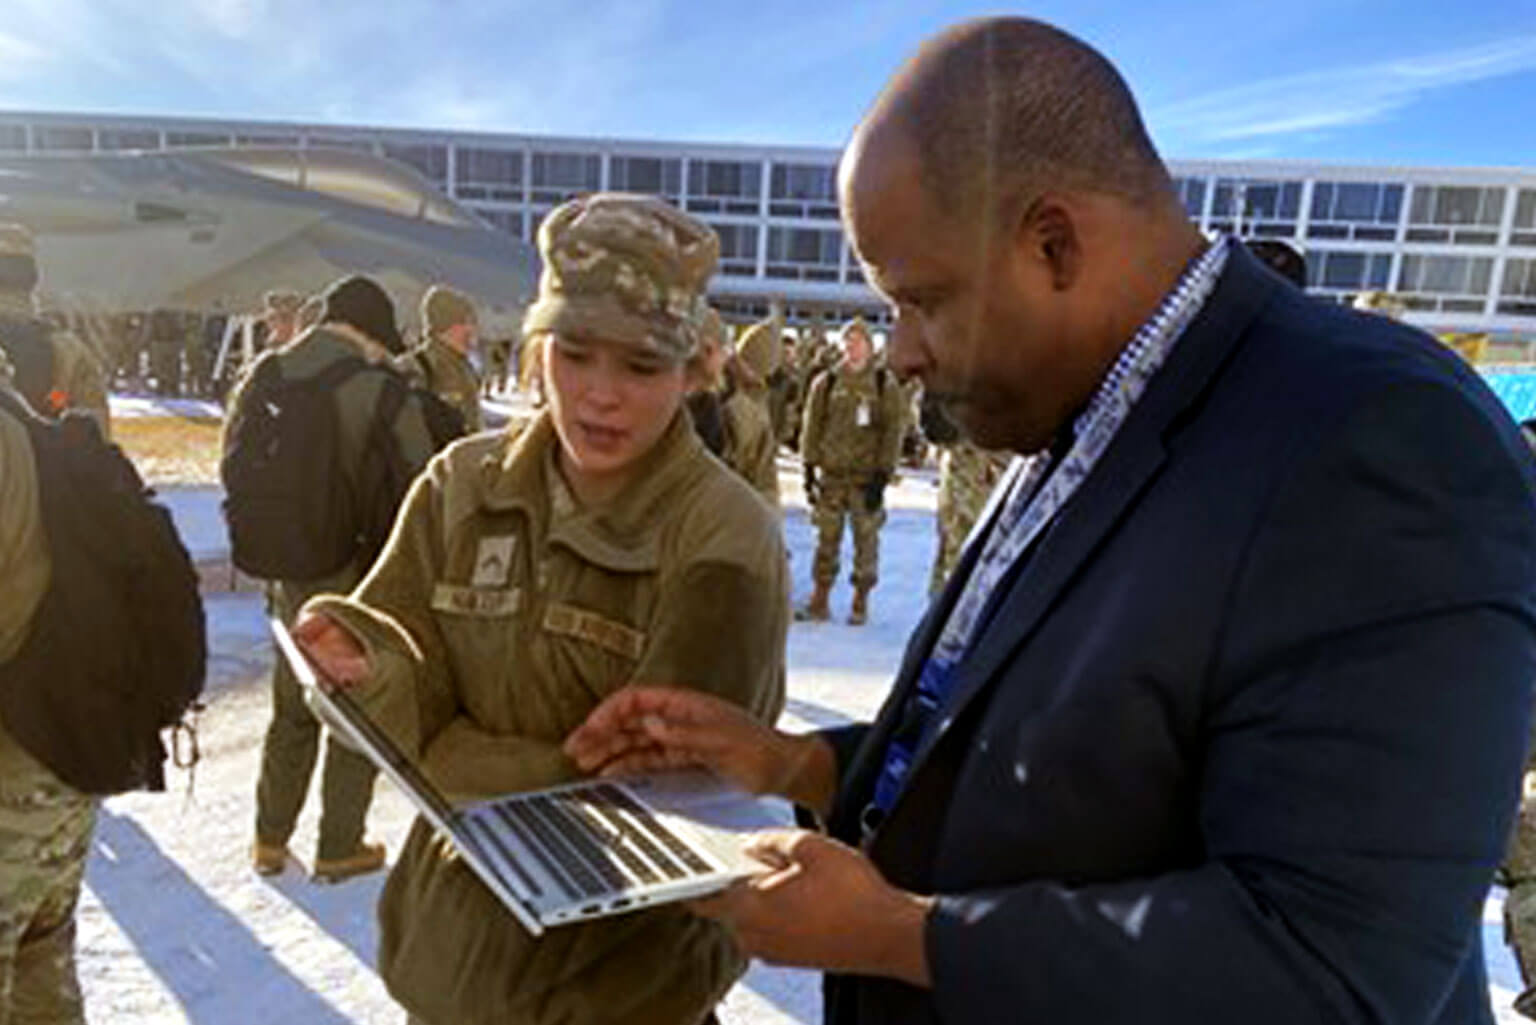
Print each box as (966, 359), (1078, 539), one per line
(848, 586), (871, 626)
(795, 581), (832, 622)
(312, 841), (387, 883)
(251, 841), (290, 876)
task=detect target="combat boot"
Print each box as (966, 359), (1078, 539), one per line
(795, 582), (832, 622)
(848, 586), (871, 626)
(312, 841), (387, 883)
(251, 841), (290, 876)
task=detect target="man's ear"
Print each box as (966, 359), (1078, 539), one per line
(1018, 194), (1080, 292)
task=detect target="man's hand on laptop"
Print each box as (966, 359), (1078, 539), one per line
(564, 687), (839, 818)
(293, 610), (370, 688)
(690, 828), (933, 986)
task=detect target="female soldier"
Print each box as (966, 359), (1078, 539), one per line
(292, 193), (789, 1025)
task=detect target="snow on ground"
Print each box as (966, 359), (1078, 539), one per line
(75, 460), (1530, 1024)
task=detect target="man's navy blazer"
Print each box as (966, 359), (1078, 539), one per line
(822, 244), (1536, 1024)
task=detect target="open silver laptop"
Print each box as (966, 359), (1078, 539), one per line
(271, 618), (790, 936)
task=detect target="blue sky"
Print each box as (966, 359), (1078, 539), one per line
(1, 0), (1533, 167)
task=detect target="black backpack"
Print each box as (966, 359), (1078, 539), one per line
(221, 351), (464, 581)
(0, 314), (56, 417)
(0, 392), (206, 794)
(352, 367), (465, 570)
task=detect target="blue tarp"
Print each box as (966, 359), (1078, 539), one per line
(1481, 370), (1536, 423)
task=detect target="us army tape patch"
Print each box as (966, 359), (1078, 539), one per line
(431, 584), (521, 617)
(541, 602), (645, 660)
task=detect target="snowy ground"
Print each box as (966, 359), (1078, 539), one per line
(75, 419), (1530, 1023)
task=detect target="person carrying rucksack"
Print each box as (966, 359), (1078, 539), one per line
(395, 284), (483, 433)
(0, 224), (110, 435)
(0, 340), (205, 1024)
(221, 273), (448, 883)
(796, 317), (906, 625)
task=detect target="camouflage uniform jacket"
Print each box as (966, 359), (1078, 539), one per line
(305, 410), (788, 1025)
(49, 330), (111, 435)
(395, 336), (484, 433)
(722, 389), (780, 508)
(800, 361), (905, 477)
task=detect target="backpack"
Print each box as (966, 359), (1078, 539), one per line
(221, 351), (464, 581)
(0, 391), (206, 794)
(0, 314), (57, 417)
(351, 368), (465, 570)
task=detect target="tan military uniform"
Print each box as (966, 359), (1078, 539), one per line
(721, 387), (780, 509)
(48, 329), (110, 434)
(224, 325), (441, 865)
(0, 296), (110, 436)
(396, 336), (484, 432)
(930, 441), (1012, 595)
(306, 412), (788, 1025)
(0, 367), (94, 1025)
(800, 361), (905, 589)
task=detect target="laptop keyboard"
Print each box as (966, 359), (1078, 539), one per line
(477, 782), (719, 903)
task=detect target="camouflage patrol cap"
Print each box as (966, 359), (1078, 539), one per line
(737, 318), (782, 377)
(840, 317), (873, 346)
(523, 193), (719, 363)
(422, 284), (477, 335)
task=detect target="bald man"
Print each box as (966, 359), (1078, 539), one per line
(566, 18), (1536, 1025)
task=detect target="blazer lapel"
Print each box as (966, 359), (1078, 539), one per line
(884, 243), (1281, 820)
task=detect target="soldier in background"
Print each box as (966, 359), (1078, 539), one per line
(261, 290), (304, 350)
(1353, 290), (1407, 320)
(0, 225), (110, 434)
(734, 314), (781, 418)
(920, 392), (1012, 595)
(182, 311), (212, 398)
(147, 308), (184, 397)
(228, 275), (438, 884)
(1506, 416), (1536, 1021)
(767, 330), (802, 449)
(0, 347), (95, 1025)
(797, 317), (905, 624)
(395, 285), (483, 432)
(687, 310), (779, 508)
(482, 336), (514, 398)
(1247, 239), (1307, 289)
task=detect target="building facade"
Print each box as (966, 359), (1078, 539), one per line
(4, 109), (1535, 341)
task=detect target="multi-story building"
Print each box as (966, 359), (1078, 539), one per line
(4, 110), (1535, 345)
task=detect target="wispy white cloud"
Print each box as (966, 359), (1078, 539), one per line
(1150, 34), (1536, 147)
(197, 0), (268, 41)
(0, 31), (49, 81)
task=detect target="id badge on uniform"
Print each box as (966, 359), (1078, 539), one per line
(856, 401), (872, 428)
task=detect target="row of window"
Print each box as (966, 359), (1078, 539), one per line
(1305, 249), (1536, 315)
(1170, 177), (1533, 247)
(10, 123), (1536, 241)
(384, 145), (840, 215)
